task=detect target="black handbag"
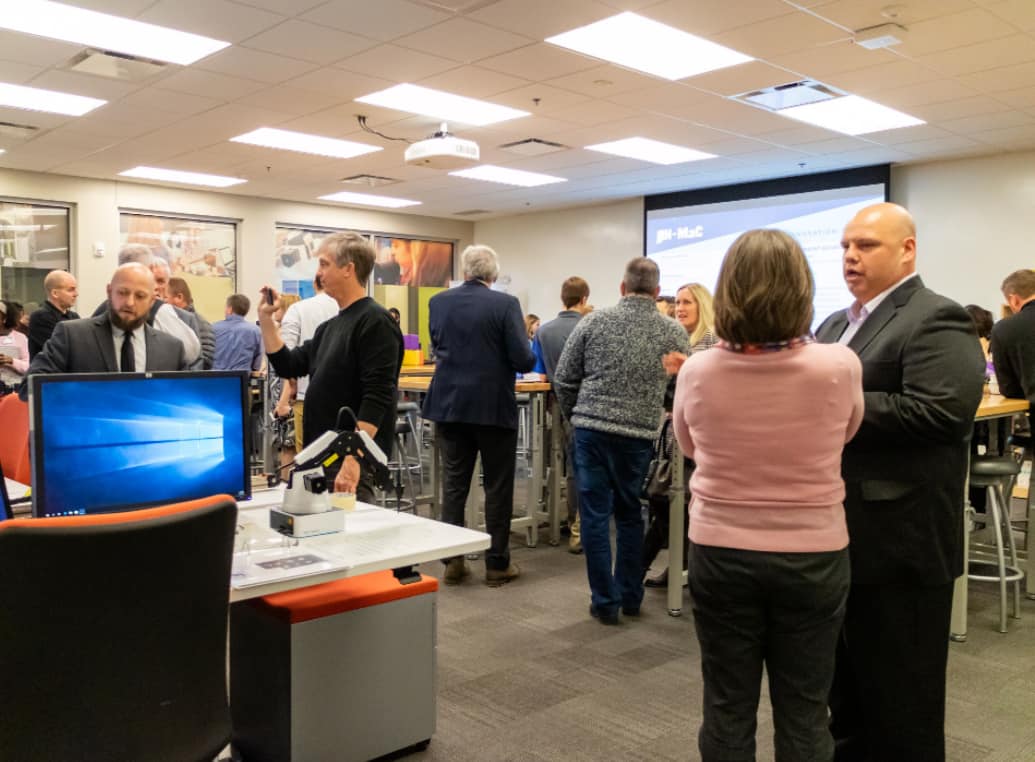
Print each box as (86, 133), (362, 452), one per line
(643, 418), (673, 500)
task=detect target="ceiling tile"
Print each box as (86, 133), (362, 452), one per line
(336, 45), (459, 82)
(686, 61), (799, 97)
(393, 18), (534, 63)
(230, 0), (327, 13)
(860, 124), (954, 145)
(243, 20), (376, 65)
(771, 41), (899, 80)
(825, 59), (943, 96)
(468, 0), (615, 40)
(712, 10), (848, 59)
(74, 104), (191, 138)
(491, 83), (591, 115)
(0, 31), (82, 68)
(763, 124), (849, 146)
(546, 64), (672, 98)
(70, 0), (157, 13)
(915, 34), (1035, 77)
(958, 61), (1035, 94)
(985, 0), (1035, 31)
(0, 60), (48, 85)
(140, 0), (286, 44)
(792, 136), (876, 155)
(301, 0), (450, 40)
(909, 95), (1008, 121)
(688, 97), (809, 136)
(941, 110), (1035, 134)
(646, 0), (794, 37)
(159, 69), (268, 100)
(971, 123), (1035, 147)
(235, 84), (353, 117)
(993, 85), (1035, 109)
(543, 98), (638, 126)
(893, 8), (1018, 58)
(286, 68), (394, 99)
(806, 0), (974, 30)
(0, 107), (70, 133)
(27, 70), (141, 101)
(117, 87), (224, 117)
(198, 46), (319, 84)
(417, 66), (531, 98)
(478, 43), (600, 81)
(874, 79), (980, 110)
(895, 135), (989, 157)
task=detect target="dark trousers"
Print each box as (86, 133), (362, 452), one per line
(830, 581), (954, 762)
(688, 541), (850, 762)
(574, 427), (653, 615)
(438, 422), (518, 571)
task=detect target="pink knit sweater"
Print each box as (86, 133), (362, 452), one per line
(672, 341), (863, 553)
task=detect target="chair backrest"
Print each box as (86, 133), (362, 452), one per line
(0, 393), (30, 485)
(0, 494), (238, 762)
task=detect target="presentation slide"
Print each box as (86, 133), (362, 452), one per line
(646, 183), (885, 327)
(35, 376), (247, 516)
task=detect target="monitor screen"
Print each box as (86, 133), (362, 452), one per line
(29, 371), (251, 518)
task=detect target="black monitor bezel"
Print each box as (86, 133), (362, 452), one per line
(28, 370), (252, 518)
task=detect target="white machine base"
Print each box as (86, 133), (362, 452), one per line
(270, 507), (344, 537)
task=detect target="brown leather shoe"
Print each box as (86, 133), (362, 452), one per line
(484, 563), (520, 587)
(444, 557), (470, 585)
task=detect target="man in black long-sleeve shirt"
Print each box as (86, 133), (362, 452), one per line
(259, 232), (403, 503)
(27, 270), (79, 358)
(991, 269), (1035, 407)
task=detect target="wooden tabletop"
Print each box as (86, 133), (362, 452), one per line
(399, 366), (436, 376)
(398, 376), (551, 393)
(975, 394), (1029, 420)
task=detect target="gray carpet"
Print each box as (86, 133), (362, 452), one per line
(400, 537), (1035, 762)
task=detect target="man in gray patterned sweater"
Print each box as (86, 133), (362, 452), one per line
(554, 258), (691, 624)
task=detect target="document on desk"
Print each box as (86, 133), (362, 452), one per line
(231, 546), (349, 589)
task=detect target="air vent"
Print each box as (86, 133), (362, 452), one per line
(63, 49), (168, 81)
(0, 121), (40, 140)
(453, 209), (492, 216)
(339, 174), (401, 187)
(733, 80), (843, 112)
(499, 138), (569, 157)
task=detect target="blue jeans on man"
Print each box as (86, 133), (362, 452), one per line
(574, 427), (653, 617)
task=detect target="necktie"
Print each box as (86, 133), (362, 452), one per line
(120, 330), (135, 373)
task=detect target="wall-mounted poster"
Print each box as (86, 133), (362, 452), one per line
(119, 211), (236, 322)
(274, 225), (351, 296)
(371, 236), (454, 288)
(0, 199), (70, 310)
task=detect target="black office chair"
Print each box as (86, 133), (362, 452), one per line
(0, 494), (238, 762)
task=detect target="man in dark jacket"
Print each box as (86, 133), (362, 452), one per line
(991, 269), (1035, 406)
(167, 277), (215, 370)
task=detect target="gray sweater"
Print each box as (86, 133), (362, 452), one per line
(554, 294), (691, 440)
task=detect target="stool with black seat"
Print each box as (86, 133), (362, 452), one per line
(380, 404), (422, 512)
(0, 494), (238, 762)
(968, 455), (1025, 633)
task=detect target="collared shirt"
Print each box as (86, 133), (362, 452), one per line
(27, 299), (79, 358)
(213, 314), (264, 371)
(838, 272), (919, 345)
(111, 323), (147, 372)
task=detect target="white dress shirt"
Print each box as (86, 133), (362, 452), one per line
(838, 272), (919, 345)
(152, 302), (201, 364)
(111, 324), (147, 372)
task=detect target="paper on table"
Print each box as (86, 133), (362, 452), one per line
(231, 545), (348, 588)
(4, 477), (29, 499)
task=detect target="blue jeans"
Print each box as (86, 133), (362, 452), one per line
(573, 427), (653, 615)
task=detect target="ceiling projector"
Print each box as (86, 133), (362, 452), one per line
(404, 123), (480, 169)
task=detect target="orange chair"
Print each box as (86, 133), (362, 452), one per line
(0, 494), (238, 762)
(0, 393), (30, 485)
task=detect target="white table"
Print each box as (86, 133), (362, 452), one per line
(231, 488), (490, 602)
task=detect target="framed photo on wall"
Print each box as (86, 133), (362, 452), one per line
(119, 211), (237, 323)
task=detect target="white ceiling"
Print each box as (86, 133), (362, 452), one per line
(1, 0), (1034, 219)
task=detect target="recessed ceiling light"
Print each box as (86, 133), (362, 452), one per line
(449, 165), (567, 187)
(119, 166), (246, 188)
(777, 94), (924, 135)
(230, 128), (382, 159)
(355, 84), (529, 127)
(585, 137), (716, 165)
(1, 0), (229, 66)
(546, 12), (752, 81)
(0, 81), (106, 116)
(318, 191), (421, 208)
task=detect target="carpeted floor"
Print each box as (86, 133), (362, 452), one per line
(399, 535), (1035, 762)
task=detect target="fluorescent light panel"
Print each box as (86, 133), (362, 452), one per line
(120, 166), (246, 188)
(546, 12), (752, 81)
(450, 165), (566, 187)
(778, 94), (924, 135)
(585, 137), (716, 165)
(319, 191), (421, 208)
(231, 128), (382, 159)
(0, 81), (105, 116)
(1, 0), (229, 66)
(355, 84), (529, 127)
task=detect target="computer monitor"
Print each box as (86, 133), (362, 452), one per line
(28, 371), (251, 518)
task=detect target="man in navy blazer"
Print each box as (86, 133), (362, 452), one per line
(28, 263), (188, 378)
(422, 245), (535, 587)
(816, 203), (984, 762)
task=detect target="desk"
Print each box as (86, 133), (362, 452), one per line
(951, 394), (1030, 641)
(399, 366), (436, 377)
(397, 376), (557, 547)
(231, 489), (490, 602)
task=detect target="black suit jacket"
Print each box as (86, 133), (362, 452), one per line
(990, 300), (1035, 405)
(422, 280), (535, 429)
(27, 315), (188, 376)
(816, 276), (984, 585)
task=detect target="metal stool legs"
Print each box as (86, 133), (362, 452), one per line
(969, 460), (1025, 633)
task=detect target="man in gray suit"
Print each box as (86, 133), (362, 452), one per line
(816, 203), (984, 762)
(29, 263), (188, 376)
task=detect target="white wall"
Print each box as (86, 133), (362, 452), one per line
(0, 168), (473, 316)
(474, 198), (643, 318)
(477, 150), (1035, 321)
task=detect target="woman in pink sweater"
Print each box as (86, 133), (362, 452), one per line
(672, 229), (863, 762)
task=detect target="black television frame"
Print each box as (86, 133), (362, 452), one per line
(28, 370), (251, 518)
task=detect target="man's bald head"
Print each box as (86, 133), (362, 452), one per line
(841, 202), (917, 305)
(108, 263), (155, 332)
(44, 269), (78, 312)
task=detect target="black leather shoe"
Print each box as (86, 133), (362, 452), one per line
(644, 569), (668, 588)
(589, 605), (619, 625)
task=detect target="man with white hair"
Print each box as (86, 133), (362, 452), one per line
(422, 245), (536, 587)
